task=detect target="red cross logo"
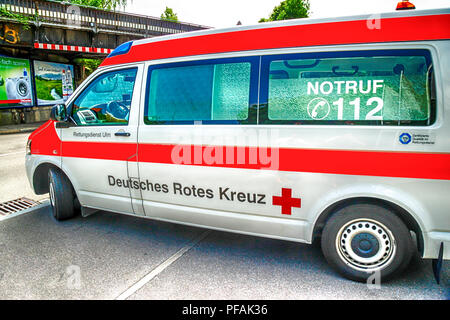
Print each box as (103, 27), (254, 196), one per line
(272, 188), (301, 215)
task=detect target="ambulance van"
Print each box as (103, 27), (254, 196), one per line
(25, 7), (450, 282)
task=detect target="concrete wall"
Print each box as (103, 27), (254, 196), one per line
(0, 107), (51, 125)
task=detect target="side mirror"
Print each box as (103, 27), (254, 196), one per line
(50, 104), (67, 122)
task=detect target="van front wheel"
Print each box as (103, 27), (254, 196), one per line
(48, 168), (75, 221)
(321, 204), (414, 282)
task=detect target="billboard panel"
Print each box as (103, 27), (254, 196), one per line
(34, 60), (75, 106)
(0, 56), (33, 108)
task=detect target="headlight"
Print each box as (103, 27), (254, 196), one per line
(26, 139), (32, 155)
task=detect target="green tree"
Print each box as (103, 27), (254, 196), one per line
(161, 7), (178, 22)
(259, 0), (310, 22)
(74, 58), (102, 76)
(54, 0), (129, 11)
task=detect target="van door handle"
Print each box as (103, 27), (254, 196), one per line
(115, 131), (131, 137)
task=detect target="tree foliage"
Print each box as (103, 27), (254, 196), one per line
(259, 0), (310, 22)
(74, 58), (102, 78)
(54, 0), (129, 11)
(161, 7), (178, 22)
(0, 7), (33, 29)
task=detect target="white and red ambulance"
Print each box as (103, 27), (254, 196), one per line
(25, 6), (450, 282)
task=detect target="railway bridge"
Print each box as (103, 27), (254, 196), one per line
(0, 0), (209, 124)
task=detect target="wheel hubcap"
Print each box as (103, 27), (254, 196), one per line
(336, 219), (396, 271)
(351, 233), (379, 258)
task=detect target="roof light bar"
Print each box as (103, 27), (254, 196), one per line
(107, 41), (133, 58)
(396, 1), (416, 10)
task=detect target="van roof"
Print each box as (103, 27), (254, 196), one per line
(100, 8), (450, 67)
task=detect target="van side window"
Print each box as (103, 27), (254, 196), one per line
(71, 68), (137, 126)
(144, 58), (258, 124)
(260, 50), (435, 126)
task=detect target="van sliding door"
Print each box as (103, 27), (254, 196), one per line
(136, 56), (267, 227)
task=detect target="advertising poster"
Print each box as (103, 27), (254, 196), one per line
(34, 60), (75, 106)
(0, 56), (33, 108)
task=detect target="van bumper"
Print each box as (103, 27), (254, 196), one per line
(25, 154), (35, 191)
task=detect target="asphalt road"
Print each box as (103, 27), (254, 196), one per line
(0, 132), (48, 203)
(0, 132), (448, 300)
(0, 204), (448, 300)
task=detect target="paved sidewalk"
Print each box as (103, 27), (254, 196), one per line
(0, 122), (46, 135)
(0, 131), (49, 203)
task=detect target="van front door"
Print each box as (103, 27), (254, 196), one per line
(60, 65), (144, 215)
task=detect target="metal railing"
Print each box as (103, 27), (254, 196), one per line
(0, 0), (209, 37)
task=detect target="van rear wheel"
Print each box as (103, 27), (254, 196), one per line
(48, 168), (75, 221)
(321, 204), (414, 282)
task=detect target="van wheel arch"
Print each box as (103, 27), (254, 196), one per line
(312, 197), (423, 255)
(33, 163), (77, 198)
(33, 163), (56, 195)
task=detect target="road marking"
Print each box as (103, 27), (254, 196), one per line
(0, 199), (50, 222)
(0, 151), (25, 157)
(115, 230), (211, 300)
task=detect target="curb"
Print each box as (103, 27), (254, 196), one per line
(0, 128), (38, 135)
(0, 199), (50, 222)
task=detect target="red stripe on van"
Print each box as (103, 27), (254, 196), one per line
(62, 141), (137, 161)
(30, 124), (450, 180)
(136, 143), (450, 180)
(56, 140), (450, 180)
(101, 14), (450, 67)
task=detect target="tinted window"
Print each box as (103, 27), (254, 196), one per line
(260, 50), (435, 126)
(145, 59), (255, 124)
(72, 68), (137, 126)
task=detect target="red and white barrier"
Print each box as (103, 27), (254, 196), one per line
(34, 42), (113, 55)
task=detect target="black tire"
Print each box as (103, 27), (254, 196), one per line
(48, 167), (75, 221)
(321, 203), (415, 282)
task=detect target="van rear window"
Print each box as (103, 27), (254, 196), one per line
(260, 50), (435, 126)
